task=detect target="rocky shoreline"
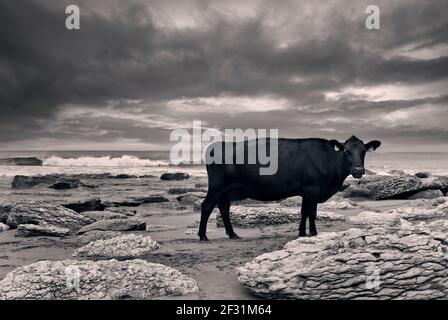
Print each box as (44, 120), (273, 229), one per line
(0, 171), (447, 299)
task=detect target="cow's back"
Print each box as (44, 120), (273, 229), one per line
(205, 138), (343, 201)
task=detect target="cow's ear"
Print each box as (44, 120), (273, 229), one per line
(365, 140), (381, 152)
(329, 140), (344, 152)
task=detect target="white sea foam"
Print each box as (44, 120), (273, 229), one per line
(43, 155), (171, 167)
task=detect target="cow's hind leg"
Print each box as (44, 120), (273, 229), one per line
(198, 192), (220, 241)
(218, 200), (240, 239)
(298, 203), (307, 237)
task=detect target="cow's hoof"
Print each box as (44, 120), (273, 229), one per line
(228, 233), (241, 239)
(199, 235), (209, 241)
(310, 231), (318, 237)
(298, 232), (307, 237)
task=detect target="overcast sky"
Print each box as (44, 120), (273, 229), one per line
(0, 0), (447, 152)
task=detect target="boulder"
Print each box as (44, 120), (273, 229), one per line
(216, 206), (346, 228)
(17, 223), (70, 237)
(0, 259), (198, 300)
(237, 222), (448, 299)
(49, 180), (79, 190)
(6, 202), (94, 232)
(81, 211), (127, 221)
(415, 172), (431, 179)
(63, 198), (106, 213)
(408, 189), (444, 200)
(74, 234), (160, 259)
(160, 172), (190, 181)
(0, 222), (9, 232)
(344, 175), (424, 200)
(77, 218), (146, 234)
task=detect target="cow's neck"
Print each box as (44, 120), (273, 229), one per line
(336, 155), (351, 184)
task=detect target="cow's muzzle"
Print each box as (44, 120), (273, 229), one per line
(351, 166), (365, 179)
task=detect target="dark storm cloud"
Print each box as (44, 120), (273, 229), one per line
(0, 0), (447, 149)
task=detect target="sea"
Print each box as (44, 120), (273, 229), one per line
(0, 150), (447, 178)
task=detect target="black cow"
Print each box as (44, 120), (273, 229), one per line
(198, 135), (381, 241)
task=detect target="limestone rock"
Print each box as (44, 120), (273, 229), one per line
(6, 202), (94, 232)
(17, 223), (70, 237)
(81, 211), (127, 221)
(77, 218), (146, 234)
(76, 231), (123, 244)
(344, 175), (424, 200)
(320, 200), (358, 210)
(63, 198), (106, 213)
(408, 189), (444, 200)
(176, 193), (206, 206)
(421, 176), (448, 194)
(74, 234), (160, 259)
(160, 172), (190, 181)
(350, 206), (448, 227)
(216, 206), (346, 228)
(237, 223), (448, 299)
(0, 259), (198, 300)
(280, 197), (302, 207)
(0, 222), (9, 232)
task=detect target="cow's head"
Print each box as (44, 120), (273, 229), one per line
(330, 135), (381, 179)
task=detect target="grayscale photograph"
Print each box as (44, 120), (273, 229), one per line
(0, 0), (447, 305)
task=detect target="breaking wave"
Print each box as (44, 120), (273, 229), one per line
(43, 155), (172, 167)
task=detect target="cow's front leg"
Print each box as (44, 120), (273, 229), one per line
(308, 201), (318, 236)
(302, 188), (319, 237)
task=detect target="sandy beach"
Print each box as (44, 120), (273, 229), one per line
(1, 170), (437, 299)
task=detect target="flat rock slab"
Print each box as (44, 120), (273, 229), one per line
(6, 202), (94, 232)
(350, 204), (448, 227)
(216, 206), (346, 228)
(76, 231), (123, 244)
(0, 259), (198, 300)
(74, 234), (160, 259)
(81, 211), (127, 221)
(17, 223), (70, 237)
(77, 218), (146, 234)
(237, 221), (448, 299)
